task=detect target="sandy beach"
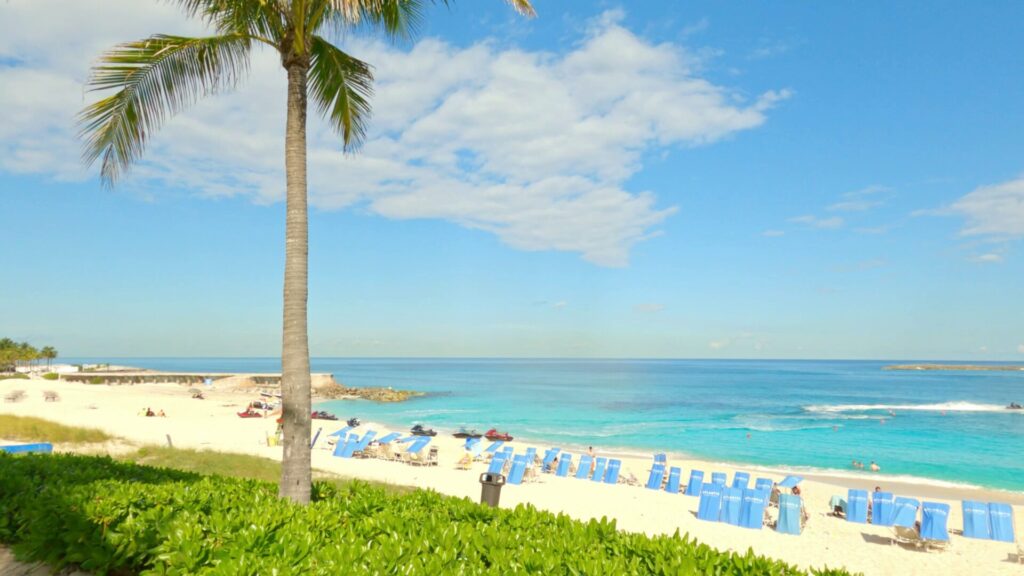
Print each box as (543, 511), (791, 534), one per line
(2, 378), (1021, 576)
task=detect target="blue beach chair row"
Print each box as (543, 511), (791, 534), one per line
(696, 483), (780, 532)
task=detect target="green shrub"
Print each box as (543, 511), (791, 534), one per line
(2, 372), (30, 380)
(0, 454), (855, 576)
(86, 376), (104, 385)
(41, 372), (59, 380)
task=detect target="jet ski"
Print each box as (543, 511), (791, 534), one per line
(1008, 402), (1023, 410)
(311, 410), (339, 421)
(410, 424), (437, 437)
(347, 417), (361, 427)
(484, 428), (513, 441)
(452, 427), (483, 439)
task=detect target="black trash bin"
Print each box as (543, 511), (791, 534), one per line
(479, 472), (505, 507)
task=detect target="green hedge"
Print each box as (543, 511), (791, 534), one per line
(0, 454), (854, 575)
(42, 372), (59, 380)
(2, 372), (29, 379)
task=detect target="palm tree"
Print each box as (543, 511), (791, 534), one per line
(40, 346), (58, 370)
(78, 0), (533, 504)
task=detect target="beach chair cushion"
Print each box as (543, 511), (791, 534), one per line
(892, 497), (920, 528)
(591, 457), (608, 482)
(575, 455), (594, 479)
(645, 463), (666, 490)
(872, 491), (896, 526)
(847, 489), (869, 523)
(665, 466), (681, 494)
(604, 459), (621, 484)
(376, 432), (401, 444)
(721, 487), (744, 526)
(921, 502), (950, 542)
(697, 483), (723, 522)
(777, 475), (802, 489)
(711, 472), (727, 485)
(962, 500), (991, 539)
(777, 494), (802, 535)
(739, 489), (769, 530)
(685, 470), (704, 496)
(732, 472), (750, 490)
(556, 454), (573, 477)
(484, 441), (504, 454)
(507, 455), (528, 485)
(988, 502), (1015, 543)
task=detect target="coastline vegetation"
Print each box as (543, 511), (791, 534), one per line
(0, 415), (112, 445)
(0, 453), (854, 575)
(0, 338), (58, 373)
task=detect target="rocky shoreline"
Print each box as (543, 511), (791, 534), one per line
(314, 384), (424, 403)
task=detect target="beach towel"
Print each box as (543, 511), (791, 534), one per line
(377, 432), (401, 444)
(732, 472), (750, 490)
(872, 491), (896, 526)
(777, 475), (803, 489)
(665, 466), (681, 493)
(604, 459), (621, 484)
(685, 470), (704, 496)
(754, 478), (773, 492)
(961, 500), (991, 539)
(847, 489), (868, 523)
(892, 497), (919, 528)
(921, 502), (950, 542)
(575, 455), (594, 479)
(776, 494), (802, 535)
(484, 441), (504, 454)
(697, 483), (723, 522)
(646, 463), (666, 490)
(507, 455), (528, 485)
(988, 502), (1015, 543)
(542, 448), (561, 469)
(0, 443), (52, 454)
(556, 454), (573, 477)
(328, 426), (352, 438)
(721, 486), (744, 526)
(591, 457), (608, 482)
(487, 452), (509, 475)
(740, 489), (769, 530)
(711, 472), (727, 486)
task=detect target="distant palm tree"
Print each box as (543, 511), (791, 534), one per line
(78, 0), (533, 504)
(40, 346), (58, 370)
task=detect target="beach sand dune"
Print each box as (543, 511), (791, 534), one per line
(2, 379), (1021, 575)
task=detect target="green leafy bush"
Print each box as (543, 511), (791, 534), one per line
(0, 454), (855, 575)
(2, 372), (30, 379)
(42, 372), (59, 380)
(87, 376), (104, 385)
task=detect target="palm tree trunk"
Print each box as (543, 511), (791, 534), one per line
(279, 60), (312, 504)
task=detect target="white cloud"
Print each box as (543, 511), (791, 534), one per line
(950, 177), (1024, 238)
(708, 340), (729, 350)
(0, 3), (787, 266)
(762, 229), (785, 237)
(633, 303), (665, 314)
(789, 215), (844, 229)
(827, 184), (890, 212)
(971, 253), (1003, 264)
(1018, 344), (1024, 354)
(551, 301), (568, 309)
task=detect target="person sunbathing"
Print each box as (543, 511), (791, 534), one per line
(544, 456), (559, 473)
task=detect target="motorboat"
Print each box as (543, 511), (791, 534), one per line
(452, 427), (483, 439)
(411, 424), (437, 437)
(484, 428), (513, 441)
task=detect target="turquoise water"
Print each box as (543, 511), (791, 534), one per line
(75, 358), (1024, 492)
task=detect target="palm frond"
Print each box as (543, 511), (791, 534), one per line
(171, 0), (286, 42)
(78, 34), (251, 186)
(308, 35), (373, 150)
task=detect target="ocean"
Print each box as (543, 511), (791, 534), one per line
(70, 358), (1024, 492)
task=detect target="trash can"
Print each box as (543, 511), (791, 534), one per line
(479, 472), (505, 507)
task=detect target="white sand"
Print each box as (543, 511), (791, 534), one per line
(2, 378), (1022, 576)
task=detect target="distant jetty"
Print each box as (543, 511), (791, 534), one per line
(884, 364), (1024, 372)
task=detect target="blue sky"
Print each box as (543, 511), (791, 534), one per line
(1, 1), (1022, 360)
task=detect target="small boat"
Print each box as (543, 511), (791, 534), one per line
(1008, 402), (1022, 410)
(237, 410), (262, 418)
(452, 427), (482, 439)
(311, 411), (338, 421)
(410, 424), (437, 437)
(347, 417), (361, 428)
(484, 428), (513, 441)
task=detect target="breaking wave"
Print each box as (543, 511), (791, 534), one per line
(804, 401), (1016, 414)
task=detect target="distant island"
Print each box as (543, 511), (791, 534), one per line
(884, 364), (1024, 372)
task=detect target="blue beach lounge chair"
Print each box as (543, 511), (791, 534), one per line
(542, 448), (561, 470)
(711, 472), (727, 486)
(697, 483), (723, 522)
(685, 470), (704, 495)
(646, 463), (666, 490)
(591, 457), (607, 482)
(665, 466), (681, 494)
(351, 430), (377, 456)
(988, 502), (1015, 543)
(340, 431), (372, 458)
(328, 426), (352, 438)
(487, 451), (508, 475)
(721, 487), (743, 526)
(604, 459), (621, 484)
(776, 494), (802, 535)
(920, 502), (951, 547)
(333, 433), (355, 457)
(891, 497), (919, 528)
(525, 447), (537, 463)
(777, 475), (803, 489)
(376, 432), (401, 445)
(653, 453), (667, 464)
(556, 454), (573, 477)
(406, 437), (433, 465)
(484, 441), (504, 454)
(507, 455), (528, 485)
(463, 437), (480, 450)
(739, 488), (769, 530)
(575, 455), (594, 479)
(847, 489), (869, 523)
(732, 472), (750, 490)
(754, 478), (773, 492)
(962, 500), (991, 539)
(872, 491), (896, 526)
(0, 443), (53, 454)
